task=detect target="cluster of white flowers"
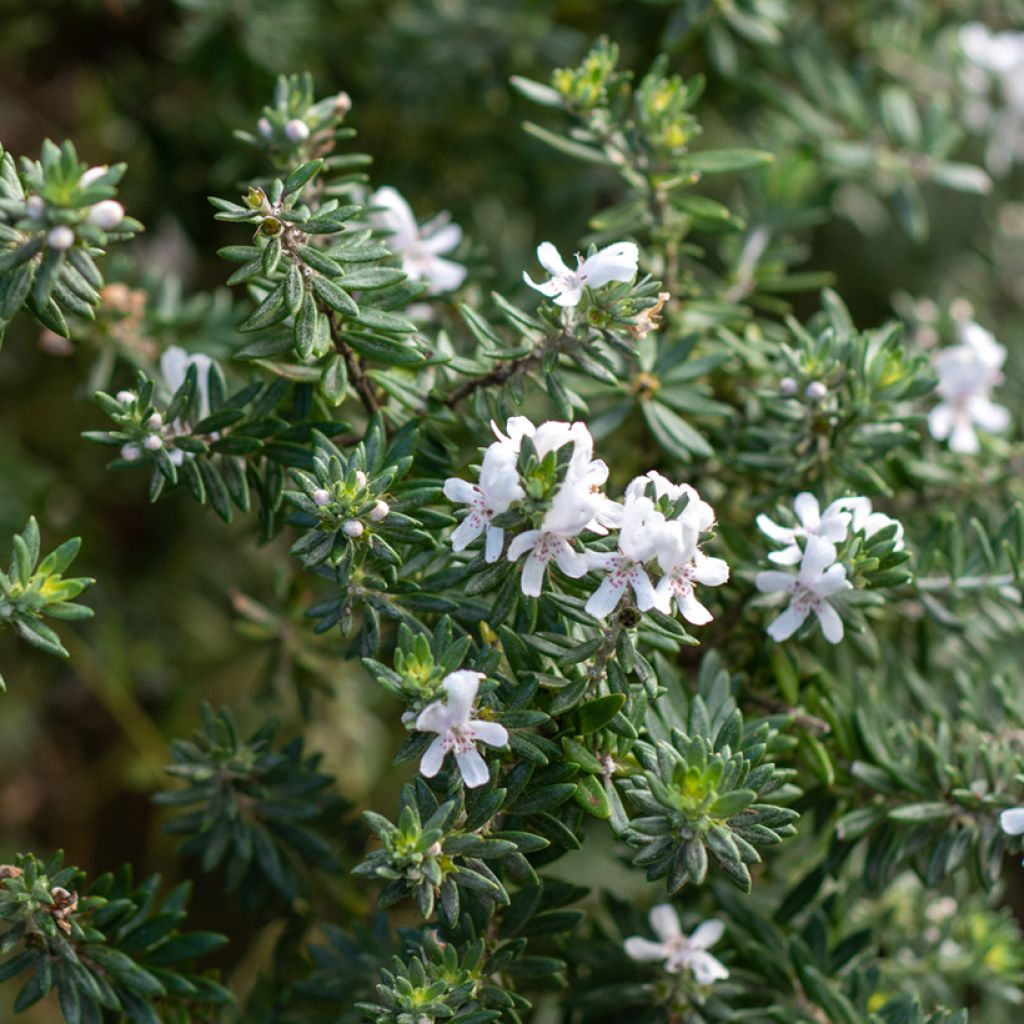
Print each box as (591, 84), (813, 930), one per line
(445, 418), (728, 621)
(523, 241), (639, 308)
(414, 670), (509, 788)
(928, 320), (1011, 455)
(960, 23), (1024, 176)
(624, 904), (729, 984)
(367, 186), (467, 295)
(756, 493), (902, 644)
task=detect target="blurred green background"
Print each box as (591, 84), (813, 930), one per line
(2, 0), (1024, 1018)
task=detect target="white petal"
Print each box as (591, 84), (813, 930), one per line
(950, 417), (980, 454)
(422, 256), (467, 293)
(484, 525), (504, 563)
(756, 514), (796, 544)
(443, 670), (483, 721)
(799, 535), (838, 584)
(693, 554), (729, 587)
(813, 563), (851, 597)
(970, 396), (1011, 433)
(455, 746), (491, 788)
(815, 601), (845, 644)
(689, 919), (725, 950)
(536, 241), (571, 276)
(450, 516), (484, 552)
(689, 951), (729, 985)
(522, 270), (564, 297)
(649, 904), (682, 943)
(579, 242), (639, 289)
(767, 545), (803, 566)
(586, 577), (624, 619)
(416, 699), (453, 734)
(624, 937), (669, 962)
(443, 477), (479, 505)
(756, 570), (796, 594)
(160, 346), (189, 394)
(508, 530), (541, 561)
(766, 603), (809, 641)
(420, 221), (462, 255)
(631, 569), (659, 612)
(793, 492), (821, 530)
(999, 807), (1024, 835)
(419, 735), (447, 777)
(680, 592), (713, 626)
(469, 720), (509, 748)
(928, 403), (954, 441)
(520, 553), (547, 596)
(551, 281), (586, 307)
(553, 541), (588, 578)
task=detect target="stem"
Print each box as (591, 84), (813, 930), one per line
(443, 350), (545, 409)
(916, 572), (1017, 592)
(327, 310), (380, 416)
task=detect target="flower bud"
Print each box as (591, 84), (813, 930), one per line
(146, 412), (163, 430)
(334, 92), (352, 117)
(343, 519), (364, 538)
(257, 116), (273, 140)
(144, 434), (163, 451)
(80, 165), (109, 188)
(312, 488), (331, 507)
(25, 196), (45, 219)
(355, 470), (368, 488)
(116, 390), (135, 404)
(370, 499), (390, 521)
(120, 443), (141, 462)
(46, 226), (75, 251)
(284, 118), (310, 143)
(88, 200), (125, 230)
(779, 376), (798, 395)
(805, 380), (827, 401)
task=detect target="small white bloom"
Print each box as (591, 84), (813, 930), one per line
(143, 433), (163, 451)
(370, 499), (390, 521)
(523, 241), (639, 307)
(655, 519), (730, 625)
(805, 380), (827, 400)
(929, 320), (1011, 454)
(312, 488), (331, 507)
(624, 904), (729, 984)
(415, 670), (509, 788)
(116, 390), (135, 405)
(284, 118), (310, 143)
(46, 226), (75, 251)
(756, 535), (852, 644)
(368, 186), (467, 294)
(584, 494), (664, 619)
(257, 116), (273, 139)
(87, 200), (125, 230)
(161, 346), (214, 420)
(343, 519), (364, 538)
(445, 441), (525, 563)
(120, 443), (141, 462)
(80, 165), (109, 188)
(999, 807), (1024, 836)
(756, 492), (852, 566)
(25, 196), (45, 219)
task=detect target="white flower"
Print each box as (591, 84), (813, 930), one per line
(756, 535), (852, 644)
(655, 519), (730, 625)
(47, 226), (75, 251)
(929, 321), (1010, 454)
(368, 186), (466, 294)
(627, 471), (714, 532)
(444, 442), (525, 562)
(756, 492), (852, 566)
(584, 494), (665, 619)
(999, 807), (1024, 836)
(88, 200), (125, 230)
(523, 241), (639, 307)
(843, 497), (904, 549)
(624, 904), (729, 984)
(415, 671), (509, 788)
(507, 489), (592, 597)
(161, 345), (213, 419)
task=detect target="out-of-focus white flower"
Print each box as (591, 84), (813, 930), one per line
(805, 380), (827, 400)
(624, 904), (729, 984)
(757, 492), (852, 566)
(779, 376), (798, 395)
(415, 671), (508, 788)
(121, 443), (141, 462)
(584, 494), (664, 618)
(999, 806), (1024, 836)
(523, 241), (639, 307)
(257, 117), (273, 140)
(756, 535), (852, 644)
(161, 346), (214, 420)
(368, 186), (467, 294)
(929, 320), (1010, 454)
(25, 196), (45, 219)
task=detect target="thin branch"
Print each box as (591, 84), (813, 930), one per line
(443, 350), (544, 409)
(327, 311), (380, 417)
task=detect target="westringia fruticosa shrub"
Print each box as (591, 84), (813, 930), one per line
(5, 5), (1024, 1021)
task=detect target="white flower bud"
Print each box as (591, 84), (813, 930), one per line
(87, 200), (125, 230)
(779, 376), (798, 395)
(343, 519), (364, 538)
(143, 434), (164, 451)
(257, 116), (273, 139)
(120, 443), (141, 462)
(146, 412), (163, 430)
(355, 470), (368, 488)
(805, 380), (827, 401)
(46, 226), (75, 251)
(25, 196), (45, 219)
(284, 118), (310, 143)
(312, 488), (331, 507)
(370, 499), (390, 521)
(116, 390), (135, 404)
(427, 841), (443, 857)
(80, 165), (109, 188)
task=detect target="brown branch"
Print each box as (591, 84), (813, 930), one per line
(327, 310), (381, 417)
(443, 350), (545, 409)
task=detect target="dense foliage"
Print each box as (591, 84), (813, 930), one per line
(2, 1), (1024, 1022)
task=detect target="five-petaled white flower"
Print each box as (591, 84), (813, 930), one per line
(368, 186), (467, 294)
(757, 492), (852, 566)
(584, 494), (664, 618)
(929, 320), (1011, 454)
(444, 442), (525, 562)
(756, 535), (852, 644)
(655, 519), (730, 625)
(523, 241), (639, 307)
(999, 807), (1024, 837)
(624, 904), (729, 984)
(415, 671), (509, 789)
